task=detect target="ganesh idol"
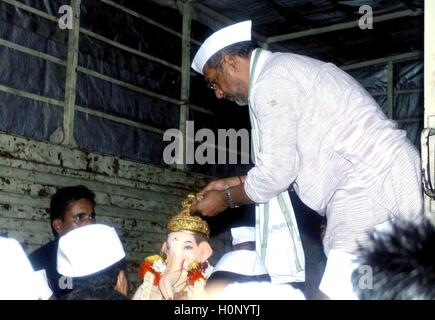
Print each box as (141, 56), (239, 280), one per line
(133, 193), (213, 300)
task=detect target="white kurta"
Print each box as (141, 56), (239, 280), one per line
(244, 49), (423, 255)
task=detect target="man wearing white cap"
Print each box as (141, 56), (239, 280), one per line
(190, 20), (423, 299)
(0, 237), (52, 300)
(206, 226), (270, 296)
(206, 226), (305, 300)
(28, 185), (98, 298)
(56, 223), (128, 300)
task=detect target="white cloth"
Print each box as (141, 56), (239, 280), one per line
(231, 226), (255, 245)
(248, 49), (305, 284)
(0, 237), (51, 300)
(212, 250), (268, 276)
(57, 224), (125, 277)
(319, 249), (359, 300)
(215, 281), (305, 300)
(244, 48), (423, 254)
(33, 269), (53, 300)
(191, 20), (251, 74)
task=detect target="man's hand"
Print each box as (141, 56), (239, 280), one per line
(199, 176), (244, 195)
(190, 190), (228, 217)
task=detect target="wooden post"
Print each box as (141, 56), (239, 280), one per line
(177, 0), (192, 171)
(62, 0), (81, 146)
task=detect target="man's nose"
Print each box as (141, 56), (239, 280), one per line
(81, 219), (94, 226)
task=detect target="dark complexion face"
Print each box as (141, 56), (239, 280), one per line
(203, 56), (249, 105)
(52, 198), (96, 237)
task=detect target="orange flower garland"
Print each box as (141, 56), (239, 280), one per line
(139, 255), (213, 288)
(139, 255), (166, 286)
(186, 261), (213, 286)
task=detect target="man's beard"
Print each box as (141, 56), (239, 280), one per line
(223, 73), (248, 106)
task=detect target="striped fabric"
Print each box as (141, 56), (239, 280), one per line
(244, 49), (423, 256)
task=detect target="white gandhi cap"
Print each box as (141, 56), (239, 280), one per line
(57, 224), (125, 278)
(231, 226), (255, 245)
(0, 237), (52, 300)
(212, 250), (268, 276)
(212, 226), (268, 276)
(191, 20), (252, 75)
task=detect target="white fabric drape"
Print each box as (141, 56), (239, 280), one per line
(248, 49), (305, 283)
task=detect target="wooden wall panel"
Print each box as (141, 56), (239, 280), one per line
(0, 133), (232, 293)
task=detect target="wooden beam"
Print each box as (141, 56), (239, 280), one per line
(62, 0), (81, 147)
(77, 66), (181, 105)
(1, 0), (58, 22)
(340, 51), (422, 71)
(0, 84), (64, 106)
(80, 28), (181, 72)
(75, 105), (165, 135)
(176, 0), (191, 171)
(191, 2), (267, 44)
(0, 38), (66, 66)
(266, 9), (423, 44)
(100, 0), (201, 46)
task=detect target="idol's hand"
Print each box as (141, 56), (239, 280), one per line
(190, 190), (227, 217)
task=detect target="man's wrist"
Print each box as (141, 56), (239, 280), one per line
(223, 187), (238, 208)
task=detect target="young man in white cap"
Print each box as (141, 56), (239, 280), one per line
(28, 185), (98, 298)
(0, 237), (52, 300)
(56, 223), (128, 300)
(190, 20), (423, 299)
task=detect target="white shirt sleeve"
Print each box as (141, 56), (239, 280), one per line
(244, 77), (303, 203)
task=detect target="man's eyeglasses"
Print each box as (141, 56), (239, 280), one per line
(206, 80), (217, 90)
(73, 212), (96, 224)
(205, 73), (219, 90)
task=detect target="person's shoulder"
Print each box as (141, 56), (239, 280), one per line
(28, 239), (58, 265)
(266, 51), (326, 68)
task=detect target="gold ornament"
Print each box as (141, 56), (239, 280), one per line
(167, 192), (210, 237)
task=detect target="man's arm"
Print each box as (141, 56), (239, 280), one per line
(191, 182), (253, 217)
(191, 78), (302, 216)
(244, 77), (301, 203)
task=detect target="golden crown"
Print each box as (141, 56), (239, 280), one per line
(167, 193), (210, 238)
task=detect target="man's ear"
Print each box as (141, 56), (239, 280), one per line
(52, 219), (63, 235)
(115, 270), (128, 296)
(223, 55), (238, 70)
(197, 242), (213, 262)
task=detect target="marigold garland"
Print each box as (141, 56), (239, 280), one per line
(139, 255), (166, 286)
(139, 255), (213, 288)
(186, 261), (213, 286)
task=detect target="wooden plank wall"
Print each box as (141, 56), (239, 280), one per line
(0, 132), (231, 291)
